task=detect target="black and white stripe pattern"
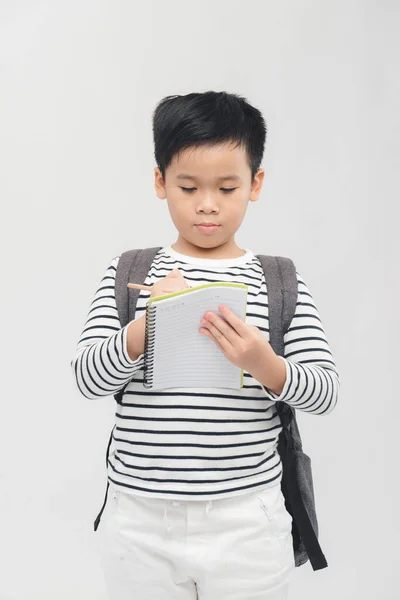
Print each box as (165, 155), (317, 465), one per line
(71, 246), (339, 500)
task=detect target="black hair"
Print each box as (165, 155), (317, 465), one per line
(152, 90), (267, 183)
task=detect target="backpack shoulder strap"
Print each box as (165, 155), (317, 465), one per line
(256, 254), (302, 445)
(113, 246), (162, 407)
(256, 255), (298, 356)
(115, 247), (162, 327)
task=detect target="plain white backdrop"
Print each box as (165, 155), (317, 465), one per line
(1, 1), (399, 598)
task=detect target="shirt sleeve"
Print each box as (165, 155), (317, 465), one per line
(261, 272), (340, 415)
(70, 255), (145, 399)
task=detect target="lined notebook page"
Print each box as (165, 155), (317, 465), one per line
(144, 283), (248, 390)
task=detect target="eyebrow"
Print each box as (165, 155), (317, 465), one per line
(176, 174), (241, 182)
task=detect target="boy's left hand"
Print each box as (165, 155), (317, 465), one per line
(199, 304), (278, 377)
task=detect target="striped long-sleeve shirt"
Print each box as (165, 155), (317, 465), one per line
(71, 245), (340, 500)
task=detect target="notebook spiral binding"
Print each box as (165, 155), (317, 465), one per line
(143, 304), (157, 388)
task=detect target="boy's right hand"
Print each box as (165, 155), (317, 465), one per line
(149, 268), (191, 299)
(127, 269), (191, 361)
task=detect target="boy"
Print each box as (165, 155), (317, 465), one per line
(71, 91), (340, 600)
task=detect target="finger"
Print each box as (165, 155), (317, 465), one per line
(217, 305), (248, 338)
(200, 326), (228, 353)
(202, 312), (238, 346)
(201, 318), (235, 350)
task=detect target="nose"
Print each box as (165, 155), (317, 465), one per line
(197, 193), (219, 212)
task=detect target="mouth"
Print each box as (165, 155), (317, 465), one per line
(196, 224), (221, 233)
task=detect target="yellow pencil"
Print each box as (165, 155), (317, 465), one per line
(127, 283), (154, 291)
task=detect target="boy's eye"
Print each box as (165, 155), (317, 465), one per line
(180, 187), (237, 194)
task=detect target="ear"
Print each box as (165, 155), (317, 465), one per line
(154, 167), (167, 199)
(249, 168), (265, 202)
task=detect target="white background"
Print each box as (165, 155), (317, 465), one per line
(1, 1), (399, 598)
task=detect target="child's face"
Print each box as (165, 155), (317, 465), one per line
(154, 141), (264, 257)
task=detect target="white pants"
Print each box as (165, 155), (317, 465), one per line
(97, 483), (296, 600)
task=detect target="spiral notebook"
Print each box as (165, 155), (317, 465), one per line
(143, 282), (248, 390)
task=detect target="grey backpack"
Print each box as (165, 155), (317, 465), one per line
(94, 247), (328, 571)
